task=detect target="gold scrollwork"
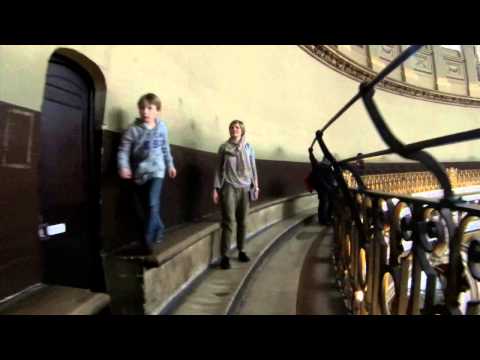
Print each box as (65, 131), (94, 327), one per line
(380, 272), (398, 314)
(456, 216), (480, 314)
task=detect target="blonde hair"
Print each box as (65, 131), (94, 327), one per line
(137, 93), (162, 111)
(229, 120), (245, 136)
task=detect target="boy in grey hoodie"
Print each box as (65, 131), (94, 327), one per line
(118, 93), (177, 250)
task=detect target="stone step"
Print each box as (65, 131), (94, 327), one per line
(169, 208), (316, 315)
(0, 284), (110, 315)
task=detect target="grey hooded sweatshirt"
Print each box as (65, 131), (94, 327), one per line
(117, 118), (175, 185)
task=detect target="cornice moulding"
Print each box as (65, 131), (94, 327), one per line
(300, 45), (480, 108)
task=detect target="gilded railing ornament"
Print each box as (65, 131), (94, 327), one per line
(342, 168), (480, 195)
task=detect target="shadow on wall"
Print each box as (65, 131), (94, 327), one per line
(110, 107), (132, 131)
(181, 162), (204, 221)
(101, 133), (143, 252)
(160, 148), (210, 226)
(264, 147), (290, 197)
(260, 152), (311, 200)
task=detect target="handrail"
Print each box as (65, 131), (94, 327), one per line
(339, 128), (480, 165)
(313, 45), (422, 138)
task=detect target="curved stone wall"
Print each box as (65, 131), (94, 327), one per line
(1, 45), (479, 162)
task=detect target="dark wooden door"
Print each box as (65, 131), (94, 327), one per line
(39, 54), (100, 289)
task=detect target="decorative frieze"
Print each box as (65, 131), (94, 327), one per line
(413, 53), (433, 74)
(379, 45), (398, 62)
(441, 46), (464, 61)
(300, 45), (480, 108)
(445, 60), (465, 81)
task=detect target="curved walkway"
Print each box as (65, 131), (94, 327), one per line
(168, 210), (315, 315)
(233, 224), (347, 315)
(169, 216), (347, 315)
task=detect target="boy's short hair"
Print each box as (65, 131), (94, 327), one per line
(229, 119), (245, 136)
(137, 93), (162, 111)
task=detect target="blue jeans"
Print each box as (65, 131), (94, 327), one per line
(135, 178), (165, 249)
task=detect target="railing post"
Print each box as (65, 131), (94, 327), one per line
(371, 199), (384, 315)
(398, 256), (411, 315)
(445, 208), (463, 314)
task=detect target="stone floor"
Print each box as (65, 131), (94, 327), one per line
(296, 226), (348, 315)
(170, 216), (347, 315)
(169, 210), (316, 315)
(234, 224), (347, 315)
(233, 225), (320, 315)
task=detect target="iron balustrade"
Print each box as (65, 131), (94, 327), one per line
(310, 45), (480, 315)
(344, 169), (480, 196)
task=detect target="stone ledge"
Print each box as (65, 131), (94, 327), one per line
(0, 284), (110, 315)
(111, 193), (315, 267)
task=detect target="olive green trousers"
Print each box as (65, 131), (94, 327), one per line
(220, 183), (250, 257)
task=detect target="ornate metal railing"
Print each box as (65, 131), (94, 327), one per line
(343, 168), (480, 195)
(311, 45), (480, 315)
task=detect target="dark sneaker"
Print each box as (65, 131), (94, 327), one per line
(238, 251), (250, 263)
(154, 234), (165, 244)
(220, 256), (231, 270)
(153, 239), (164, 247)
(150, 239), (165, 255)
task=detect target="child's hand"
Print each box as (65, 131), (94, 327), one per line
(119, 168), (132, 179)
(168, 167), (177, 179)
(213, 189), (219, 205)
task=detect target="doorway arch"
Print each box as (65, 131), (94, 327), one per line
(39, 48), (106, 291)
